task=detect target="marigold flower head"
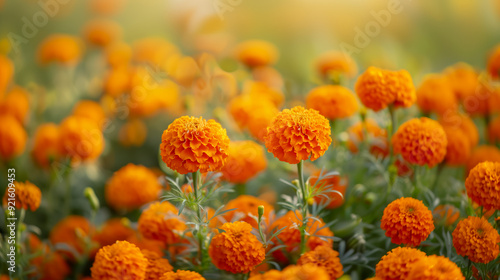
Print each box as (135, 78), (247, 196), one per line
(281, 264), (330, 280)
(0, 55), (13, 95)
(104, 66), (132, 97)
(0, 114), (27, 160)
(133, 37), (178, 66)
(315, 51), (357, 79)
(242, 81), (284, 107)
(91, 241), (148, 280)
(466, 145), (500, 174)
(119, 118), (148, 147)
(221, 141), (267, 184)
(37, 34), (82, 66)
(443, 63), (479, 100)
(391, 117), (447, 168)
(128, 72), (179, 117)
(138, 201), (186, 245)
(163, 54), (200, 88)
(83, 19), (121, 47)
(439, 112), (478, 148)
(223, 195), (274, 228)
(265, 106), (332, 164)
(251, 66), (284, 90)
(3, 181), (41, 211)
(31, 123), (61, 168)
(127, 233), (166, 257)
(310, 171), (347, 209)
(59, 115), (104, 163)
(50, 215), (94, 259)
(375, 247), (426, 280)
(142, 250), (173, 280)
(72, 100), (106, 129)
(487, 115), (500, 143)
(159, 270), (206, 280)
(452, 216), (500, 263)
(0, 86), (30, 124)
(34, 251), (71, 280)
(160, 116), (229, 174)
(416, 74), (458, 115)
(306, 85), (358, 120)
(462, 77), (500, 116)
(381, 197), (434, 247)
(248, 270), (283, 280)
(105, 164), (161, 211)
(235, 40), (279, 68)
(106, 41), (132, 68)
(208, 221), (265, 273)
(298, 246), (343, 279)
(407, 255), (465, 280)
(90, 0), (125, 15)
(442, 126), (471, 166)
(465, 161), (500, 211)
(433, 205), (460, 227)
(487, 44), (500, 79)
(355, 66), (415, 111)
(93, 218), (135, 248)
(347, 119), (388, 157)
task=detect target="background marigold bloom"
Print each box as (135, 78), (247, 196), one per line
(466, 145), (500, 174)
(433, 205), (460, 227)
(142, 249), (173, 280)
(381, 197), (434, 247)
(33, 251), (71, 280)
(3, 181), (41, 211)
(265, 106), (332, 164)
(0, 114), (27, 160)
(487, 115), (500, 143)
(160, 270), (206, 280)
(93, 218), (135, 248)
(31, 123), (61, 168)
(298, 246), (343, 280)
(104, 66), (132, 97)
(251, 67), (285, 92)
(160, 116), (229, 174)
(50, 215), (94, 258)
(0, 86), (30, 124)
(223, 195), (274, 228)
(391, 117), (447, 168)
(439, 113), (478, 148)
(221, 141), (267, 183)
(281, 264), (330, 280)
(59, 115), (104, 163)
(315, 51), (357, 79)
(91, 241), (148, 280)
(487, 44), (500, 79)
(72, 100), (106, 129)
(465, 161), (500, 210)
(375, 247), (426, 280)
(235, 40), (279, 68)
(355, 66), (415, 111)
(106, 42), (132, 68)
(442, 127), (471, 166)
(164, 54), (200, 88)
(128, 76), (180, 118)
(443, 63), (479, 100)
(90, 0), (125, 15)
(452, 216), (500, 263)
(127, 233), (166, 257)
(119, 118), (148, 147)
(347, 119), (388, 157)
(306, 85), (358, 120)
(133, 37), (179, 66)
(249, 269), (283, 280)
(138, 201), (186, 245)
(416, 74), (458, 115)
(407, 255), (464, 280)
(242, 81), (284, 107)
(83, 19), (122, 47)
(37, 34), (82, 65)
(462, 77), (500, 116)
(209, 221), (265, 273)
(105, 164), (161, 211)
(309, 171), (347, 209)
(0, 55), (13, 95)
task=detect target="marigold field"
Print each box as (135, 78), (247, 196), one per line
(1, 0), (500, 279)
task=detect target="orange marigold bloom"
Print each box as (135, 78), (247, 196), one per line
(281, 264), (330, 280)
(355, 66), (415, 111)
(487, 44), (500, 79)
(223, 195), (274, 228)
(127, 233), (166, 257)
(242, 81), (284, 108)
(391, 117), (447, 168)
(142, 250), (173, 280)
(265, 106), (332, 164)
(465, 161), (500, 211)
(221, 141), (267, 184)
(91, 241), (148, 280)
(3, 181), (41, 211)
(93, 218), (135, 248)
(104, 66), (131, 97)
(347, 119), (388, 157)
(31, 123), (61, 168)
(381, 197), (434, 247)
(443, 63), (479, 100)
(59, 115), (104, 163)
(433, 205), (460, 227)
(235, 40), (279, 68)
(34, 251), (71, 280)
(416, 74), (458, 115)
(249, 270), (283, 280)
(38, 34), (82, 66)
(487, 115), (500, 143)
(452, 216), (500, 263)
(0, 55), (14, 95)
(164, 54), (200, 88)
(50, 215), (94, 258)
(119, 118), (148, 147)
(315, 51), (357, 79)
(298, 246), (343, 280)
(133, 37), (178, 66)
(90, 0), (125, 15)
(209, 221), (265, 274)
(442, 126), (471, 166)
(252, 66), (284, 89)
(0, 86), (30, 124)
(462, 77), (500, 116)
(105, 164), (161, 211)
(0, 114), (27, 160)
(306, 85), (358, 120)
(83, 19), (121, 47)
(310, 171), (347, 209)
(159, 270), (206, 280)
(160, 116), (229, 174)
(407, 255), (464, 280)
(466, 145), (500, 174)
(138, 201), (186, 245)
(439, 112), (478, 148)
(106, 42), (132, 68)
(72, 100), (106, 129)
(375, 247), (426, 280)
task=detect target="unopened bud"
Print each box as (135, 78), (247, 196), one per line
(258, 205), (264, 218)
(84, 187), (100, 211)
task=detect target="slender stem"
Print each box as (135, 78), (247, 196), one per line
(297, 161), (308, 210)
(297, 161), (309, 255)
(192, 171), (205, 269)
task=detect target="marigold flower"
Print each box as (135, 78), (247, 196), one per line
(138, 201), (186, 245)
(347, 119), (388, 157)
(466, 145), (500, 174)
(3, 181), (41, 211)
(223, 195), (274, 228)
(83, 19), (121, 47)
(298, 246), (343, 279)
(104, 66), (132, 97)
(91, 241), (148, 280)
(127, 233), (166, 257)
(309, 171), (347, 209)
(315, 51), (357, 79)
(306, 85), (358, 120)
(0, 55), (13, 95)
(159, 270), (206, 280)
(433, 205), (460, 227)
(0, 86), (30, 124)
(375, 247), (426, 280)
(452, 216), (500, 263)
(221, 141), (267, 183)
(119, 118), (148, 147)
(0, 114), (27, 160)
(31, 123), (61, 168)
(50, 215), (94, 258)
(242, 81), (284, 107)
(462, 77), (500, 116)
(90, 0), (125, 15)
(248, 270), (283, 280)
(34, 252), (71, 280)
(281, 264), (330, 280)
(133, 37), (178, 66)
(487, 44), (500, 79)
(265, 106), (332, 164)
(164, 54), (200, 88)
(355, 66), (415, 111)
(160, 116), (229, 174)
(235, 40), (279, 68)
(443, 63), (479, 100)
(487, 115), (500, 143)
(59, 115), (104, 162)
(252, 66), (284, 89)
(142, 250), (173, 280)
(407, 255), (464, 280)
(442, 126), (471, 166)
(381, 197), (434, 247)
(416, 74), (458, 115)
(129, 72), (180, 117)
(105, 41), (132, 68)
(465, 161), (500, 211)
(391, 117), (447, 168)
(439, 112), (478, 148)
(37, 34), (82, 65)
(105, 164), (161, 211)
(209, 221), (265, 273)
(72, 100), (106, 129)
(93, 218), (135, 248)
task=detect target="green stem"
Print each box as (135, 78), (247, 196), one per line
(15, 209), (26, 276)
(192, 171), (205, 269)
(431, 162), (445, 193)
(297, 161), (309, 255)
(235, 183), (246, 196)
